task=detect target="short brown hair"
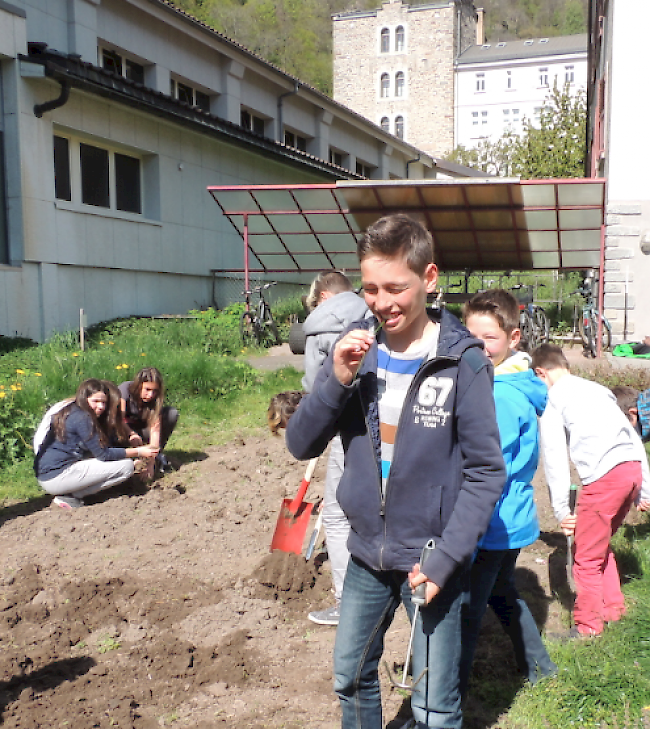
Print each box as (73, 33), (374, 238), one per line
(358, 213), (434, 275)
(306, 271), (354, 311)
(611, 385), (640, 415)
(268, 391), (303, 435)
(463, 289), (520, 334)
(531, 343), (570, 371)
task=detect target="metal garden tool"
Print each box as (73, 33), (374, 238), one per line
(566, 484), (578, 591)
(304, 509), (324, 561)
(384, 539), (436, 691)
(270, 457), (318, 554)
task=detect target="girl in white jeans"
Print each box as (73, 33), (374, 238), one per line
(35, 379), (159, 509)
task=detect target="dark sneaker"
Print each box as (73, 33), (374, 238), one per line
(156, 453), (173, 474)
(52, 495), (84, 509)
(547, 626), (600, 642)
(308, 604), (340, 626)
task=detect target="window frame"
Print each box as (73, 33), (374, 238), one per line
(538, 67), (549, 87)
(476, 73), (485, 92)
(395, 26), (405, 52)
(380, 116), (390, 132)
(395, 71), (405, 97)
(98, 45), (145, 85)
(395, 115), (404, 139)
(380, 73), (390, 98)
(170, 77), (212, 113)
(53, 133), (143, 217)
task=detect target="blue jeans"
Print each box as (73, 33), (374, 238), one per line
(333, 556), (467, 729)
(459, 548), (557, 695)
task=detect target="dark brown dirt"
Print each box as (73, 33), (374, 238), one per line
(0, 351), (644, 728)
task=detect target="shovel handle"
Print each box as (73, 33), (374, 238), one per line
(569, 483), (578, 514)
(287, 457), (318, 513)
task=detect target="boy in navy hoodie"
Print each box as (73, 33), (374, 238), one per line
(286, 214), (505, 729)
(460, 290), (556, 694)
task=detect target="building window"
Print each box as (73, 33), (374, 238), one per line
(170, 78), (211, 112)
(481, 111), (488, 125)
(395, 26), (405, 52)
(395, 115), (404, 139)
(380, 28), (390, 53)
(381, 116), (390, 132)
(506, 71), (512, 89)
(284, 130), (307, 151)
(329, 149), (344, 168)
(539, 67), (549, 87)
(99, 47), (145, 85)
(565, 65), (575, 84)
(476, 73), (485, 92)
(380, 73), (390, 98)
(471, 111), (479, 126)
(534, 107), (542, 124)
(503, 108), (510, 125)
(395, 72), (405, 97)
(512, 108), (520, 123)
(54, 135), (142, 215)
(356, 161), (373, 177)
(53, 135), (71, 202)
(241, 109), (266, 136)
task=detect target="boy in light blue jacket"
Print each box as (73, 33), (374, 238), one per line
(460, 289), (556, 694)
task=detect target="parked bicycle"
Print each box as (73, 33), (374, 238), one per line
(511, 284), (550, 352)
(240, 282), (282, 347)
(575, 272), (612, 358)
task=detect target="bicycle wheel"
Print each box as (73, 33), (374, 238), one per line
(592, 311), (612, 353)
(239, 311), (257, 347)
(519, 309), (535, 353)
(533, 306), (550, 345)
(581, 311), (596, 358)
(259, 306), (282, 347)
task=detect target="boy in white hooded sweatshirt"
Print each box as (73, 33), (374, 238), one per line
(532, 344), (650, 637)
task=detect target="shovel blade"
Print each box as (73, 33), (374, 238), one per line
(270, 499), (314, 554)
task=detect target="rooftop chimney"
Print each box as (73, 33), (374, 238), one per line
(476, 7), (485, 45)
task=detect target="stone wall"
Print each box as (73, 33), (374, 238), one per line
(333, 0), (477, 158)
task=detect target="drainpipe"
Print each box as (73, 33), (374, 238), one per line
(405, 153), (421, 179)
(34, 77), (70, 118)
(277, 81), (300, 143)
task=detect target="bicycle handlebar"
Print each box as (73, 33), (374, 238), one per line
(241, 282), (278, 297)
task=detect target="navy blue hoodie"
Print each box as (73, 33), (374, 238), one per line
(286, 308), (506, 589)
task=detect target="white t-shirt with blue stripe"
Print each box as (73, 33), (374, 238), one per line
(377, 327), (439, 493)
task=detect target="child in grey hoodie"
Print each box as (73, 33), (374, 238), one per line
(302, 271), (369, 625)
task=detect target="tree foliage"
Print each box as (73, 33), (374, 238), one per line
(447, 84), (587, 179)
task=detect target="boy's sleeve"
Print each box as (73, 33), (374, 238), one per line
(287, 348), (355, 461)
(631, 429), (650, 504)
(539, 402), (572, 522)
(420, 350), (506, 587)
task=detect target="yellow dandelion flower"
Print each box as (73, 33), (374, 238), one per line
(34, 373), (42, 376)
(210, 389), (214, 393)
(16, 369), (25, 375)
(118, 350), (122, 353)
(16, 385), (22, 390)
(0, 385), (4, 389)
(0, 392), (5, 399)
(141, 353), (146, 357)
(100, 341), (105, 345)
(121, 363), (129, 368)
(72, 353), (79, 357)
(10, 385), (17, 391)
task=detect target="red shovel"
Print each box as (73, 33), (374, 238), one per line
(270, 458), (318, 554)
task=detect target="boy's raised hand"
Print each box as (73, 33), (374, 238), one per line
(333, 329), (376, 386)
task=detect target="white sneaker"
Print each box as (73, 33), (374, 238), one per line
(307, 604), (340, 626)
(52, 495), (84, 509)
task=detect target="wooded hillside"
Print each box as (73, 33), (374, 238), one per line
(173, 0), (588, 94)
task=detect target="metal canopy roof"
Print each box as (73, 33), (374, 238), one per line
(208, 178), (606, 276)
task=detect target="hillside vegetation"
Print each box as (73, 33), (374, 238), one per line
(172, 0), (588, 94)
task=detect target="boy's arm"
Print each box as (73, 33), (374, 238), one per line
(632, 430), (650, 510)
(539, 403), (572, 522)
(419, 351), (506, 588)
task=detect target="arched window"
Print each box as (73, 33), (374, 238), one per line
(395, 115), (404, 139)
(395, 26), (405, 52)
(380, 28), (390, 53)
(395, 71), (405, 97)
(380, 116), (390, 132)
(380, 73), (390, 98)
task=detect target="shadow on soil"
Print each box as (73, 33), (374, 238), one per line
(386, 566), (554, 729)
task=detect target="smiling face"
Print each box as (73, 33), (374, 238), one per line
(360, 254), (437, 351)
(87, 391), (107, 417)
(465, 312), (519, 368)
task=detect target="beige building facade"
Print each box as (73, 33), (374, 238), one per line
(333, 0), (478, 159)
